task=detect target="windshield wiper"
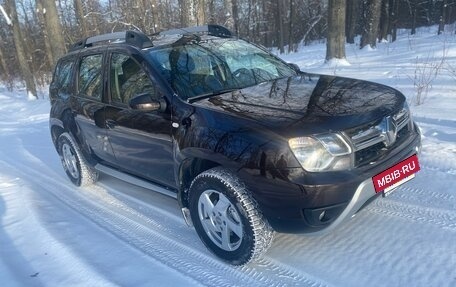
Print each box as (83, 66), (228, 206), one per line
(187, 88), (239, 103)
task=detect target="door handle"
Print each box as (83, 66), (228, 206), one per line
(105, 119), (117, 129)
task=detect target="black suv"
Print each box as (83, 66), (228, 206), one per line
(49, 25), (421, 265)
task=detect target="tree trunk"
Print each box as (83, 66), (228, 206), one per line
(178, 0), (190, 26)
(151, 0), (160, 32)
(208, 0), (215, 24)
(0, 44), (9, 81)
(391, 0), (398, 41)
(36, 0), (54, 71)
(224, 0), (239, 35)
(438, 0), (448, 34)
(346, 0), (359, 44)
(276, 0), (284, 53)
(224, 0), (235, 32)
(73, 0), (87, 38)
(4, 0), (37, 98)
(288, 0), (294, 53)
(196, 0), (206, 25)
(360, 0), (382, 49)
(411, 3), (417, 35)
(326, 0), (346, 60)
(247, 0), (252, 39)
(41, 0), (66, 67)
(232, 0), (239, 35)
(379, 0), (390, 41)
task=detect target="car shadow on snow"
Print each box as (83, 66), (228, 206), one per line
(0, 181), (45, 286)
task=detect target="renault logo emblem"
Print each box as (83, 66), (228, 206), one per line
(380, 116), (397, 147)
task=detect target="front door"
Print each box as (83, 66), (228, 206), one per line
(103, 51), (175, 188)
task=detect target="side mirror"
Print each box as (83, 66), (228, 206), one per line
(129, 93), (165, 112)
(288, 63), (301, 73)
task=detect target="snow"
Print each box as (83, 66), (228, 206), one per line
(324, 58), (352, 67)
(0, 26), (455, 286)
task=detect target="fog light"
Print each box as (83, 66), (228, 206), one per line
(303, 202), (348, 226)
(318, 210), (326, 221)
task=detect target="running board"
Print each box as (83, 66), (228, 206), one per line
(94, 164), (177, 199)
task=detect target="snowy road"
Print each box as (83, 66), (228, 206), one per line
(1, 28), (455, 286)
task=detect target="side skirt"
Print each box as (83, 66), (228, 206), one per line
(94, 164), (178, 199)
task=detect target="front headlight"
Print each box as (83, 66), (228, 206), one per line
(288, 133), (352, 172)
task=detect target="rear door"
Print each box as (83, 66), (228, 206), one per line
(103, 49), (175, 188)
(72, 51), (115, 163)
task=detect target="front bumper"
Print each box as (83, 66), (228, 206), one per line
(303, 178), (378, 235)
(240, 122), (421, 234)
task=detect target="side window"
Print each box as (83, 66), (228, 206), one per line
(51, 60), (75, 100)
(55, 60), (74, 91)
(110, 53), (155, 105)
(78, 54), (103, 100)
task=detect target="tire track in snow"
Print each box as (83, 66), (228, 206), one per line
(95, 182), (330, 287)
(82, 184), (331, 287)
(0, 155), (331, 287)
(366, 198), (456, 231)
(420, 164), (456, 175)
(399, 185), (454, 201)
(388, 185), (456, 210)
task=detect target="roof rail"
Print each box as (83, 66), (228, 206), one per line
(69, 30), (153, 52)
(160, 25), (232, 38)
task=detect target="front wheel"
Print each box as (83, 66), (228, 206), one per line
(57, 132), (98, 187)
(189, 167), (274, 265)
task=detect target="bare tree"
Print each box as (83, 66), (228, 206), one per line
(288, 0), (294, 52)
(176, 0), (205, 27)
(150, 0), (160, 32)
(360, 0), (382, 49)
(410, 0), (418, 35)
(326, 0), (346, 60)
(41, 0), (66, 67)
(390, 0), (399, 41)
(0, 44), (9, 82)
(224, 0), (238, 34)
(276, 0), (285, 53)
(208, 0), (216, 24)
(196, 0), (206, 25)
(74, 0), (88, 38)
(438, 0), (448, 34)
(179, 0), (191, 26)
(4, 0), (37, 98)
(36, 0), (54, 70)
(379, 0), (390, 41)
(346, 0), (359, 44)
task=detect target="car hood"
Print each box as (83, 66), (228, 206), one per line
(192, 74), (405, 137)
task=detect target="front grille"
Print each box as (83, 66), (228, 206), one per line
(346, 108), (412, 167)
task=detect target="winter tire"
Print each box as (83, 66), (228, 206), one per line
(57, 132), (98, 187)
(189, 167), (274, 265)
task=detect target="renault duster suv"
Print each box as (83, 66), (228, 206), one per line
(49, 25), (421, 265)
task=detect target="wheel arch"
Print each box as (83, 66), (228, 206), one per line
(50, 109), (77, 145)
(177, 156), (220, 208)
(51, 109), (97, 166)
(50, 118), (65, 150)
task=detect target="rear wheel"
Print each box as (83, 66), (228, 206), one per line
(57, 132), (98, 186)
(189, 167), (274, 265)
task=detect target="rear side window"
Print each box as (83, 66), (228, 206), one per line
(51, 60), (74, 98)
(78, 54), (103, 100)
(54, 60), (74, 90)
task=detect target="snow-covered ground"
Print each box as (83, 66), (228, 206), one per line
(0, 27), (455, 286)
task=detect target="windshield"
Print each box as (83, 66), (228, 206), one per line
(148, 38), (297, 100)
